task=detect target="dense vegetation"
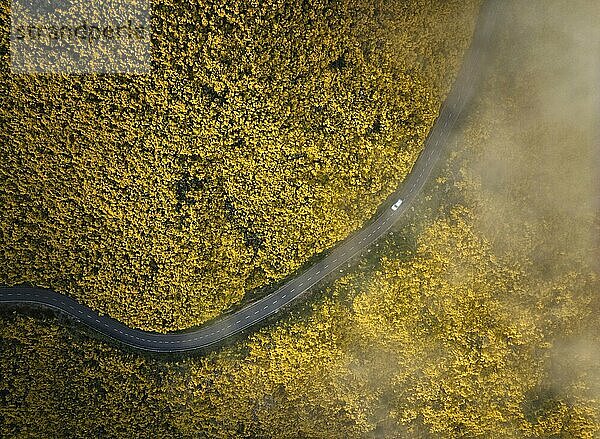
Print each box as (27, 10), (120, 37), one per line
(2, 0), (599, 437)
(0, 0), (478, 330)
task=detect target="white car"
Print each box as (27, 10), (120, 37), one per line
(391, 198), (403, 211)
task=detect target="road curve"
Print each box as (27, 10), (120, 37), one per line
(0, 1), (499, 353)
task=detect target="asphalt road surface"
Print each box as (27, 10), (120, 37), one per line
(0, 1), (499, 352)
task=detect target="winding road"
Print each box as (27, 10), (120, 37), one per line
(0, 1), (499, 352)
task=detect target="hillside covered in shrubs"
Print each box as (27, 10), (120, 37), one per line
(1, 0), (479, 330)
